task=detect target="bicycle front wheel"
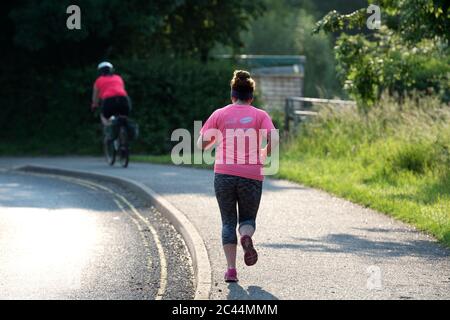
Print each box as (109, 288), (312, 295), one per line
(104, 136), (116, 166)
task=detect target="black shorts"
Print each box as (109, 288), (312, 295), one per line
(101, 96), (131, 119)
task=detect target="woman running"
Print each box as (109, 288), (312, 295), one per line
(197, 70), (277, 282)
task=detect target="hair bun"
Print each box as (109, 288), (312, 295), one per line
(230, 70), (255, 100)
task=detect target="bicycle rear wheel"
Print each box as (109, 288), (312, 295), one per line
(118, 126), (129, 168)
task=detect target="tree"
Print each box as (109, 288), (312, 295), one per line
(3, 0), (265, 67)
(241, 0), (300, 55)
(5, 0), (183, 67)
(314, 0), (449, 42)
(161, 0), (265, 61)
(240, 0), (350, 98)
(313, 0), (450, 107)
(296, 10), (343, 98)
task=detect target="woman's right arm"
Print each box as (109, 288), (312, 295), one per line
(198, 110), (219, 150)
(197, 135), (216, 150)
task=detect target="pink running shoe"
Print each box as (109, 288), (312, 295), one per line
(241, 235), (258, 266)
(224, 268), (238, 282)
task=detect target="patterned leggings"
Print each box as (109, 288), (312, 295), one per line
(214, 173), (263, 245)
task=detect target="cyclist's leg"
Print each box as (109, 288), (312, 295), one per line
(100, 114), (108, 126)
(116, 96), (130, 116)
(126, 96), (132, 113)
(101, 98), (114, 125)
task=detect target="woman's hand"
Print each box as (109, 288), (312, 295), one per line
(260, 147), (268, 164)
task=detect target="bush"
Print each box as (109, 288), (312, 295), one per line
(0, 57), (235, 155)
(390, 143), (435, 174)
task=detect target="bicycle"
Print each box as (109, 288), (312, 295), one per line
(104, 115), (129, 168)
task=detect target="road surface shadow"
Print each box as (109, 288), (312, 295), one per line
(353, 227), (416, 233)
(227, 284), (279, 300)
(261, 233), (449, 260)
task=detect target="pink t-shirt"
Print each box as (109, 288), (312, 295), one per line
(94, 75), (128, 99)
(200, 104), (276, 181)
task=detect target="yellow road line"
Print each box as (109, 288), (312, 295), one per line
(113, 198), (154, 278)
(105, 186), (168, 300)
(25, 172), (168, 300)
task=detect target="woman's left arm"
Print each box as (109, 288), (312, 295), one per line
(260, 111), (278, 156)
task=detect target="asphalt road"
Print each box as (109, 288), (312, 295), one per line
(1, 158), (449, 300)
(0, 171), (194, 300)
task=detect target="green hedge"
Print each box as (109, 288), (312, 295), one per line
(0, 58), (235, 155)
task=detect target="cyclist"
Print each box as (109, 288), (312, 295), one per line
(91, 61), (131, 126)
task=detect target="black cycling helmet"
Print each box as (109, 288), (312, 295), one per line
(97, 61), (114, 76)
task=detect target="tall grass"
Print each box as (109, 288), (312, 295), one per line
(279, 95), (450, 246)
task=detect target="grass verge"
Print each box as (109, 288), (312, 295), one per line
(279, 95), (450, 247)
